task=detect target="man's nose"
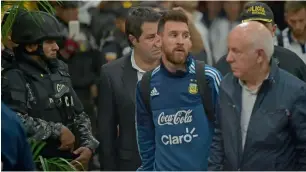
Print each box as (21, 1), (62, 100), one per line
(53, 42), (59, 51)
(226, 51), (234, 63)
(176, 36), (184, 45)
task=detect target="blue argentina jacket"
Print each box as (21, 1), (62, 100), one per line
(135, 55), (222, 171)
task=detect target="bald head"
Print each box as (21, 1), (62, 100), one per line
(230, 21), (274, 60)
(227, 21), (275, 80)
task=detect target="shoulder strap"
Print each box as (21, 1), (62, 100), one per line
(277, 33), (284, 47)
(140, 62), (215, 122)
(195, 60), (215, 122)
(140, 71), (153, 116)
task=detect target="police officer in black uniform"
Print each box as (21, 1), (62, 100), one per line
(3, 11), (99, 170)
(52, 2), (104, 136)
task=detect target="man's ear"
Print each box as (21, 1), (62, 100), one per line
(154, 34), (162, 48)
(284, 13), (289, 24)
(25, 44), (38, 53)
(128, 34), (137, 47)
(272, 24), (277, 37)
(256, 49), (265, 64)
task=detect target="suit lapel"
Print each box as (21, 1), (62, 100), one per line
(121, 55), (138, 104)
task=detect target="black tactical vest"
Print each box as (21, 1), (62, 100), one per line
(25, 68), (75, 126)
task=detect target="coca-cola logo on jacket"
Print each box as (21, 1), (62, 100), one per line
(157, 110), (193, 126)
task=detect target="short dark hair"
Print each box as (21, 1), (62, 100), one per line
(158, 10), (189, 33)
(285, 1), (306, 14)
(125, 7), (161, 46)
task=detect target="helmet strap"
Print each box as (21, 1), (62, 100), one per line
(24, 40), (50, 62)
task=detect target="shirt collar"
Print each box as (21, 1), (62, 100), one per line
(287, 28), (306, 45)
(238, 58), (279, 93)
(131, 49), (146, 73)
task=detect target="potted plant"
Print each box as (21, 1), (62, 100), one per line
(29, 139), (84, 171)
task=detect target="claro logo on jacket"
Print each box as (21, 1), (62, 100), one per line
(157, 110), (199, 145)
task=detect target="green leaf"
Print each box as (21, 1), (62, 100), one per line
(1, 0), (58, 40)
(39, 156), (47, 171)
(1, 1), (26, 39)
(59, 158), (78, 171)
(29, 139), (38, 153)
(43, 157), (49, 171)
(32, 141), (46, 161)
(47, 160), (71, 171)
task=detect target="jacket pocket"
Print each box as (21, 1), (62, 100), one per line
(264, 108), (289, 130)
(255, 108), (289, 144)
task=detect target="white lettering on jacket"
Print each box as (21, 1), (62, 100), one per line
(157, 110), (193, 126)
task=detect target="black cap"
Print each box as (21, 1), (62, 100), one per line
(240, 2), (274, 23)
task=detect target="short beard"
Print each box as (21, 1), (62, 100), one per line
(164, 50), (187, 65)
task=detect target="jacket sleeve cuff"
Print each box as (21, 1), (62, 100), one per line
(51, 123), (63, 139)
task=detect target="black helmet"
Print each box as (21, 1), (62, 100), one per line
(11, 11), (64, 44)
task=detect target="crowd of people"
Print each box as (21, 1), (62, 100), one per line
(1, 1), (306, 171)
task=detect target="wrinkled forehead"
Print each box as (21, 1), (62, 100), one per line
(228, 31), (251, 48)
(141, 22), (158, 35)
(164, 21), (189, 33)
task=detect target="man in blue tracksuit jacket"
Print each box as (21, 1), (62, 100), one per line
(135, 10), (222, 171)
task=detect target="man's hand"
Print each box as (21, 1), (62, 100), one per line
(71, 147), (93, 170)
(58, 126), (75, 151)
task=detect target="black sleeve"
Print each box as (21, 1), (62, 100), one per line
(291, 86), (306, 170)
(4, 69), (28, 114)
(97, 65), (118, 170)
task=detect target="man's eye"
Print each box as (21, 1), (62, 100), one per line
(183, 34), (190, 39)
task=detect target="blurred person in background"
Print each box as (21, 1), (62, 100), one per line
(139, 1), (166, 12)
(279, 1), (306, 63)
(53, 1), (102, 136)
(202, 1), (222, 28)
(1, 8), (27, 115)
(100, 5), (131, 63)
(173, 1), (212, 64)
(87, 1), (117, 52)
(209, 1), (242, 63)
(214, 1), (306, 82)
(2, 103), (35, 171)
(1, 8), (23, 71)
(158, 1), (173, 10)
(97, 7), (161, 171)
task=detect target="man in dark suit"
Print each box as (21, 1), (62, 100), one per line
(97, 7), (162, 171)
